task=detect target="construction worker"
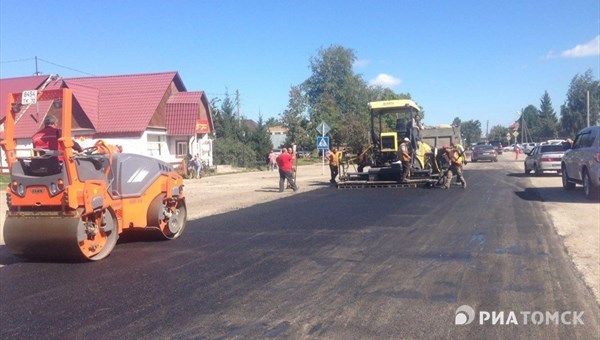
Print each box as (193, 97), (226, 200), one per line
(450, 141), (466, 185)
(32, 115), (83, 157)
(276, 148), (298, 192)
(32, 115), (61, 151)
(327, 146), (342, 184)
(442, 144), (467, 189)
(399, 137), (411, 182)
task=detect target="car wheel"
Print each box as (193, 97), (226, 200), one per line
(582, 169), (600, 201)
(472, 159), (477, 163)
(524, 163), (530, 174)
(534, 164), (542, 176)
(493, 158), (498, 162)
(562, 165), (575, 190)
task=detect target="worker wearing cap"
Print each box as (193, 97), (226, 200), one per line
(399, 137), (411, 182)
(443, 144), (467, 189)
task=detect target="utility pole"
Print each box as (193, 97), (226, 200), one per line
(486, 120), (489, 139)
(34, 56), (41, 76)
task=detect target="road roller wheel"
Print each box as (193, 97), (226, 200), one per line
(148, 195), (187, 240)
(78, 208), (119, 261)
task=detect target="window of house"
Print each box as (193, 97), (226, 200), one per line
(147, 134), (165, 156)
(176, 141), (188, 157)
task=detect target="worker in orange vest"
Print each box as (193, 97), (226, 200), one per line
(398, 137), (411, 182)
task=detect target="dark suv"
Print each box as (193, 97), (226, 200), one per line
(561, 126), (600, 200)
(489, 141), (503, 155)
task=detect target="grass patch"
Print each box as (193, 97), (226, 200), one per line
(0, 174), (9, 186)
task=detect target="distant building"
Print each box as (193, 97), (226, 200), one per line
(0, 72), (214, 171)
(268, 125), (288, 149)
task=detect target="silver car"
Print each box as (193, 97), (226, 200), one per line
(524, 144), (565, 176)
(561, 126), (600, 200)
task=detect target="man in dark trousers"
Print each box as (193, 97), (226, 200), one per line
(442, 144), (467, 189)
(398, 137), (411, 182)
(276, 148), (298, 192)
(327, 146), (341, 184)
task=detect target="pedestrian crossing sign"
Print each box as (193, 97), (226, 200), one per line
(317, 136), (329, 150)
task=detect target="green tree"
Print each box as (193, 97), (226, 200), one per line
(265, 117), (281, 127)
(537, 91), (558, 139)
(452, 117), (461, 126)
(212, 89), (258, 167)
(280, 85), (310, 149)
(560, 69), (600, 137)
(250, 115), (273, 165)
(520, 105), (539, 142)
(460, 120), (482, 145)
(487, 125), (508, 142)
(303, 45), (370, 148)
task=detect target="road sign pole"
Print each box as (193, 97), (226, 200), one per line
(322, 125), (325, 175)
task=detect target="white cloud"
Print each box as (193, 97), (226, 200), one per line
(353, 59), (370, 68)
(560, 36), (600, 58)
(368, 73), (402, 88)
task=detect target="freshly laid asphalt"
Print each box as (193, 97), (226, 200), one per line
(1, 167), (598, 339)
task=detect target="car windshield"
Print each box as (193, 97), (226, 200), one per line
(475, 145), (494, 150)
(540, 145), (565, 153)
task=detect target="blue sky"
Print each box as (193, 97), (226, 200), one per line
(1, 0), (599, 129)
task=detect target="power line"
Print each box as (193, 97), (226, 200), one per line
(0, 56), (95, 76)
(0, 57), (35, 64)
(37, 57), (95, 76)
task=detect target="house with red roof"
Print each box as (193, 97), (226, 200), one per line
(0, 72), (214, 170)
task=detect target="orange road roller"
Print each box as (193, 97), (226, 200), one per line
(1, 88), (186, 261)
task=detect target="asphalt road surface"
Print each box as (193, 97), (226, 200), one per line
(1, 166), (598, 339)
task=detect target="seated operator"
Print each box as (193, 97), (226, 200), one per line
(32, 115), (83, 155)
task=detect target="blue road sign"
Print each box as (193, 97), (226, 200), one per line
(317, 136), (329, 150)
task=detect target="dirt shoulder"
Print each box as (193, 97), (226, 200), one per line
(183, 163), (332, 220)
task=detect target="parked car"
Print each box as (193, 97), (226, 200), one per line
(561, 126), (600, 200)
(471, 145), (498, 162)
(489, 141), (503, 154)
(520, 142), (538, 153)
(541, 139), (566, 146)
(524, 144), (565, 176)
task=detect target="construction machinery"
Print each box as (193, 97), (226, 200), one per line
(1, 88), (186, 261)
(338, 99), (462, 188)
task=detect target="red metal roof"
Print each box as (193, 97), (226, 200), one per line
(0, 75), (50, 120)
(64, 81), (99, 129)
(65, 72), (182, 134)
(166, 103), (198, 136)
(11, 101), (52, 139)
(2, 72), (212, 140)
(166, 91), (213, 135)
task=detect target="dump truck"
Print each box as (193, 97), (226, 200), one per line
(338, 99), (462, 188)
(1, 88), (186, 261)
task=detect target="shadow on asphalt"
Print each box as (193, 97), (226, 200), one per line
(506, 172), (561, 178)
(514, 187), (598, 204)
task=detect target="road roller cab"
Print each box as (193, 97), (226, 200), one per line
(1, 88), (187, 261)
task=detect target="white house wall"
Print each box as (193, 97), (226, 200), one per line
(1, 132), (214, 172)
